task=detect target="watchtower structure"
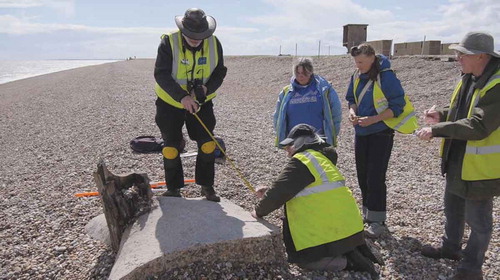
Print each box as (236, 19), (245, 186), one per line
(343, 24), (368, 53)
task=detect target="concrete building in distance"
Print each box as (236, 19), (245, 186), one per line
(441, 43), (458, 55)
(394, 40), (441, 56)
(343, 24), (368, 53)
(367, 40), (393, 56)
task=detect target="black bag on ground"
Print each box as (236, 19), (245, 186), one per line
(130, 136), (187, 153)
(130, 136), (164, 153)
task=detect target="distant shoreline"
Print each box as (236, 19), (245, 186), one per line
(0, 59), (122, 85)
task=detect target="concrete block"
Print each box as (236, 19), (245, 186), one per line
(108, 197), (284, 280)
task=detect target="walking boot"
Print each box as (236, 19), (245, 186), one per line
(365, 222), (386, 239)
(345, 248), (379, 279)
(449, 270), (483, 280)
(162, 188), (181, 197)
(201, 185), (220, 202)
(421, 245), (462, 261)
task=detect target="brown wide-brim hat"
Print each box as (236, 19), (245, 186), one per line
(449, 31), (500, 58)
(175, 8), (216, 40)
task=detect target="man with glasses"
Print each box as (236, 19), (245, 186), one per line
(154, 8), (227, 202)
(416, 32), (500, 280)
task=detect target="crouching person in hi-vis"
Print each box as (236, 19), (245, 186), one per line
(154, 8), (227, 202)
(252, 124), (383, 279)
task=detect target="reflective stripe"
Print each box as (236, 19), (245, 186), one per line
(356, 80), (373, 106)
(170, 33), (189, 86)
(301, 151), (329, 183)
(294, 181), (346, 198)
(171, 33), (180, 82)
(393, 111), (416, 131)
(375, 103), (387, 114)
(465, 145), (500, 155)
(294, 151), (345, 198)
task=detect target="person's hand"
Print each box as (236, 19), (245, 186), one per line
(357, 116), (378, 127)
(181, 94), (199, 114)
(415, 127), (433, 141)
(255, 185), (269, 199)
(423, 105), (440, 125)
(348, 109), (359, 125)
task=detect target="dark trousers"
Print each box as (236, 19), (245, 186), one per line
(155, 98), (216, 189)
(354, 129), (394, 222)
(443, 157), (493, 273)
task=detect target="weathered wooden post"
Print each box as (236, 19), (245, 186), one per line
(93, 159), (153, 251)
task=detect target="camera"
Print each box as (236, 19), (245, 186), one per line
(188, 79), (206, 104)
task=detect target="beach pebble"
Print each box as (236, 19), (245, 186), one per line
(0, 57), (498, 279)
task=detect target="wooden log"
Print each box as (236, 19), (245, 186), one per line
(93, 159), (153, 251)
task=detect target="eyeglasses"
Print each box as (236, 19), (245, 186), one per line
(455, 52), (470, 60)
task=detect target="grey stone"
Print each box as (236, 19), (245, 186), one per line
(85, 214), (111, 247)
(108, 197), (284, 280)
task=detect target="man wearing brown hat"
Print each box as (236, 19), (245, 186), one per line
(154, 8), (227, 202)
(416, 31), (500, 280)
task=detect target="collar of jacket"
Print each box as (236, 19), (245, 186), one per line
(468, 57), (500, 89)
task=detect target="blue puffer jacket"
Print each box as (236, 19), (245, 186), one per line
(274, 74), (342, 147)
(345, 55), (406, 136)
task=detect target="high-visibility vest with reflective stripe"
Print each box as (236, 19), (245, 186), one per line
(353, 72), (418, 134)
(286, 149), (363, 251)
(442, 70), (500, 180)
(155, 31), (218, 108)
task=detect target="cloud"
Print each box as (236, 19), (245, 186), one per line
(368, 0), (500, 47)
(0, 14), (169, 34)
(0, 0), (75, 17)
(0, 0), (43, 8)
(249, 0), (392, 31)
(240, 0), (499, 54)
(1, 0), (499, 58)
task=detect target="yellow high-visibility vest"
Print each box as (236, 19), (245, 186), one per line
(441, 69), (500, 180)
(155, 31), (219, 108)
(353, 72), (418, 134)
(286, 149), (363, 251)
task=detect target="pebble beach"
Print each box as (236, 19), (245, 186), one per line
(1, 56), (499, 280)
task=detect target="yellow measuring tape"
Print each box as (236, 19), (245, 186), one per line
(193, 112), (255, 193)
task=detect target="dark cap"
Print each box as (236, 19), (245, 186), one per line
(279, 123), (323, 149)
(175, 8), (216, 40)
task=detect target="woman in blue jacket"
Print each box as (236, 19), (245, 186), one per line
(274, 57), (342, 147)
(346, 44), (408, 238)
